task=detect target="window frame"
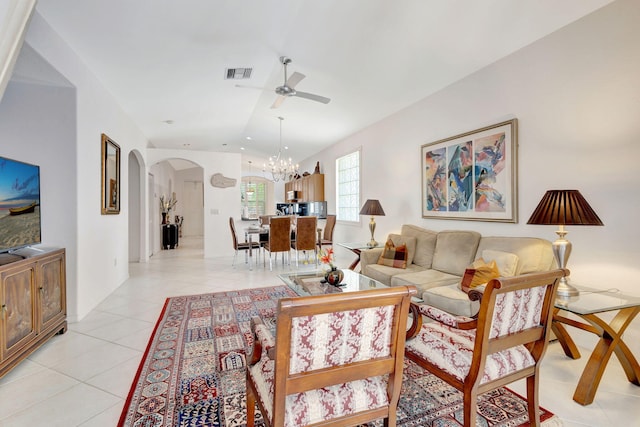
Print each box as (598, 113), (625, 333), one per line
(241, 176), (269, 218)
(335, 148), (361, 224)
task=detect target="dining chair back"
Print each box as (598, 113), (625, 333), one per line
(263, 216), (291, 270)
(228, 217), (260, 267)
(246, 285), (418, 427)
(405, 269), (567, 427)
(317, 214), (336, 250)
(291, 216), (317, 266)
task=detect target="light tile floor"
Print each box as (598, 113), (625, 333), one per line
(0, 237), (638, 426)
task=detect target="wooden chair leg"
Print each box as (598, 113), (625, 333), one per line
(463, 389), (478, 427)
(246, 379), (256, 427)
(527, 374), (541, 426)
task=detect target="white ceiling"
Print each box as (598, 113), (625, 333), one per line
(33, 0), (613, 169)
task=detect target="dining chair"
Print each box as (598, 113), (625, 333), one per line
(404, 269), (567, 427)
(246, 285), (417, 427)
(263, 216), (291, 270)
(317, 214), (336, 251)
(291, 216), (317, 267)
(259, 215), (273, 227)
(229, 217), (261, 267)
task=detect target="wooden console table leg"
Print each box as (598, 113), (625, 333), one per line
(572, 307), (640, 405)
(552, 310), (581, 359)
(347, 248), (362, 271)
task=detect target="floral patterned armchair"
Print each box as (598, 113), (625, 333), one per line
(405, 269), (567, 427)
(246, 285), (417, 427)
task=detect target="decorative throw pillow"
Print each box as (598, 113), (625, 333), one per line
(460, 258), (500, 293)
(377, 239), (408, 269)
(387, 234), (417, 266)
(482, 249), (519, 277)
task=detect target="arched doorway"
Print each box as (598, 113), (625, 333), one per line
(149, 158), (204, 255)
(128, 150), (145, 262)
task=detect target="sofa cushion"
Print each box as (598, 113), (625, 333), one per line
(423, 283), (481, 317)
(377, 239), (408, 268)
(363, 263), (426, 286)
(400, 225), (437, 268)
(475, 237), (554, 274)
(431, 230), (481, 275)
(387, 233), (417, 266)
(482, 249), (519, 277)
(390, 270), (461, 295)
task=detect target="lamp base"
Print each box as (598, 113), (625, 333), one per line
(556, 277), (580, 298)
(367, 217), (378, 248)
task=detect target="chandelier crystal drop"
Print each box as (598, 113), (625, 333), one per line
(263, 116), (299, 182)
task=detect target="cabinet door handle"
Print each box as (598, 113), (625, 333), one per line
(1, 304), (5, 316)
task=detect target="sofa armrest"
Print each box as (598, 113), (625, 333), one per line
(359, 247), (383, 271)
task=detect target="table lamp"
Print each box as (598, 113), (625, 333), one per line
(527, 190), (603, 297)
(359, 199), (385, 248)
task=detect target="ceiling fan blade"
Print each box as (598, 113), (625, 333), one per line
(271, 95), (287, 109)
(286, 72), (305, 89)
(293, 91), (331, 104)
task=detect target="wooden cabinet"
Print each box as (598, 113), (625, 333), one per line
(285, 174), (324, 202)
(0, 248), (66, 378)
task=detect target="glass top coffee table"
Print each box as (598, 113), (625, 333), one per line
(278, 268), (388, 296)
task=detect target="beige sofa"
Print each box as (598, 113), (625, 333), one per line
(359, 224), (555, 316)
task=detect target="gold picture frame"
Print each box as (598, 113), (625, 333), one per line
(101, 133), (121, 214)
(421, 119), (518, 222)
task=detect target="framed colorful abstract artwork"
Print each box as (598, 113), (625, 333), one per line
(421, 119), (518, 222)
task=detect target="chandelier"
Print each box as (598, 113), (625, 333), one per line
(263, 116), (299, 182)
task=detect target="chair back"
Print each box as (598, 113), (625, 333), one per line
(472, 269), (565, 380)
(259, 215), (273, 227)
(323, 214), (336, 241)
(293, 216), (317, 251)
(267, 216), (291, 252)
(272, 285), (417, 426)
(229, 217), (239, 250)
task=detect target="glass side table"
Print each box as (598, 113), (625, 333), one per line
(337, 242), (375, 271)
(552, 285), (640, 405)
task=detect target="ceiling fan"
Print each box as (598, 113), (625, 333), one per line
(238, 56), (331, 109)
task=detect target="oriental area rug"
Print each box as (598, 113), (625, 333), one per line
(119, 286), (562, 427)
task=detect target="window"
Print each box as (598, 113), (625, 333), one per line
(241, 177), (268, 218)
(336, 149), (360, 222)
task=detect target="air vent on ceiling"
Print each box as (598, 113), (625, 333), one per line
(225, 68), (252, 79)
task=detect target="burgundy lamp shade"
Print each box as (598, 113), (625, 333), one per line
(527, 190), (603, 226)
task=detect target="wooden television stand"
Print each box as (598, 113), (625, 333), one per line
(0, 247), (67, 378)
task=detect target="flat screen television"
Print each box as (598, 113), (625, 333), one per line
(0, 156), (41, 253)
